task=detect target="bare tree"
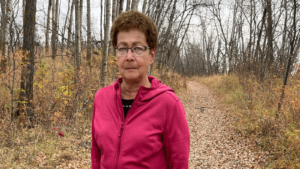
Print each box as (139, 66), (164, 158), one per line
(51, 0), (59, 60)
(112, 0), (117, 22)
(100, 0), (111, 87)
(1, 0), (6, 53)
(67, 0), (74, 48)
(75, 0), (81, 72)
(1, 0), (12, 73)
(119, 0), (124, 15)
(86, 0), (92, 66)
(142, 0), (147, 13)
(18, 0), (37, 124)
(131, 0), (139, 11)
(45, 0), (52, 54)
(126, 0), (130, 11)
(79, 0), (83, 50)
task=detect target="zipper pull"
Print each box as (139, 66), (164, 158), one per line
(119, 122), (124, 137)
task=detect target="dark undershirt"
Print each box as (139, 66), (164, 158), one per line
(121, 99), (134, 117)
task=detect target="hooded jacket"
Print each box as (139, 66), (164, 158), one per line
(91, 76), (190, 169)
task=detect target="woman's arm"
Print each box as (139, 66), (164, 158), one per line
(163, 100), (190, 169)
(91, 103), (101, 169)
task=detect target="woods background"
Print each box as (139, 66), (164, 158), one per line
(0, 0), (300, 168)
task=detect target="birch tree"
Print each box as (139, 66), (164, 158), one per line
(112, 0), (117, 22)
(100, 0), (111, 87)
(1, 0), (12, 73)
(86, 0), (91, 66)
(142, 0), (147, 13)
(119, 0), (124, 15)
(126, 0), (130, 11)
(51, 0), (59, 60)
(75, 0), (81, 70)
(45, 0), (52, 54)
(67, 0), (74, 48)
(131, 0), (139, 11)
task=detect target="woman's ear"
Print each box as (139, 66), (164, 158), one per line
(150, 48), (156, 65)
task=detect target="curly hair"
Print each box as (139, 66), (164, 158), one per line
(110, 11), (158, 49)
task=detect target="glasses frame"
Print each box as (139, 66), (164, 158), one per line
(114, 46), (151, 57)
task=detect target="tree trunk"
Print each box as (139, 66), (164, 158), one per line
(0, 1), (5, 53)
(1, 0), (12, 73)
(126, 0), (130, 11)
(79, 0), (83, 53)
(112, 0), (117, 22)
(142, 0), (147, 13)
(254, 8), (266, 71)
(75, 0), (81, 71)
(67, 0), (74, 49)
(279, 0), (287, 72)
(19, 0), (37, 125)
(119, 0), (124, 15)
(45, 0), (52, 54)
(262, 0), (274, 83)
(86, 0), (91, 66)
(61, 0), (71, 57)
(116, 0), (120, 17)
(266, 0), (274, 70)
(51, 0), (59, 60)
(131, 0), (138, 11)
(100, 0), (111, 87)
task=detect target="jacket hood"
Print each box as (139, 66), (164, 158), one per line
(113, 76), (174, 102)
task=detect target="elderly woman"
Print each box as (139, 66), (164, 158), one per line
(91, 11), (190, 168)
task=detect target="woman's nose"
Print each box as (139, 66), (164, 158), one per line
(126, 49), (135, 61)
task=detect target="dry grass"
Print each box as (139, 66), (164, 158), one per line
(196, 71), (300, 168)
(0, 48), (187, 168)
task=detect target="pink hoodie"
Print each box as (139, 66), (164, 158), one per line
(91, 76), (190, 169)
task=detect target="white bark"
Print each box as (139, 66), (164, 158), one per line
(118, 0), (124, 15)
(131, 0), (138, 11)
(75, 0), (81, 70)
(67, 0), (74, 48)
(126, 0), (130, 11)
(1, 0), (12, 73)
(45, 0), (52, 54)
(142, 0), (147, 13)
(87, 0), (91, 66)
(79, 0), (83, 52)
(112, 0), (117, 22)
(100, 0), (111, 87)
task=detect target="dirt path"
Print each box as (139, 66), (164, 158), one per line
(185, 81), (267, 169)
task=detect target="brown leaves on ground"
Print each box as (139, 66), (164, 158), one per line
(183, 81), (268, 169)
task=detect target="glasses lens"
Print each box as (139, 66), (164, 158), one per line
(133, 46), (145, 55)
(116, 47), (127, 56)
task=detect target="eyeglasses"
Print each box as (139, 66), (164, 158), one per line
(115, 46), (151, 57)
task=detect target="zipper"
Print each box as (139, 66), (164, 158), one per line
(114, 85), (141, 169)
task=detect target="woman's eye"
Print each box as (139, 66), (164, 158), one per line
(119, 47), (127, 51)
(134, 47), (143, 51)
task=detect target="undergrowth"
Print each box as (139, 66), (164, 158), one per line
(0, 48), (187, 168)
(197, 69), (300, 169)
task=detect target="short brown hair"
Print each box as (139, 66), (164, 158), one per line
(110, 11), (158, 49)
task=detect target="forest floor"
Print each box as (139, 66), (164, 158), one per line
(1, 80), (269, 168)
(186, 81), (268, 169)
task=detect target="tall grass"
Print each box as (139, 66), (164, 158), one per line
(198, 70), (300, 168)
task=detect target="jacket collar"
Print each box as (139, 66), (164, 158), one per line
(113, 76), (173, 102)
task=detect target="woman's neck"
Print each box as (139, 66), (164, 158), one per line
(121, 78), (151, 100)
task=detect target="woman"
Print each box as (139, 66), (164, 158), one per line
(91, 11), (190, 169)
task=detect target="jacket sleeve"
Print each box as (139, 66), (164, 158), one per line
(163, 100), (190, 169)
(91, 103), (101, 169)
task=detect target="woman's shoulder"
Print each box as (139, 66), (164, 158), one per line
(94, 83), (116, 100)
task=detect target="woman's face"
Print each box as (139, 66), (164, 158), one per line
(116, 29), (155, 83)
